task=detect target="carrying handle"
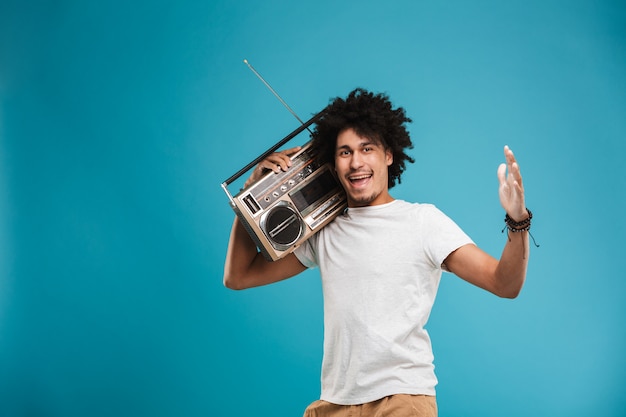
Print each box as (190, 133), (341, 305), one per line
(221, 111), (324, 203)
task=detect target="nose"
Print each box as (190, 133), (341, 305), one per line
(350, 151), (363, 170)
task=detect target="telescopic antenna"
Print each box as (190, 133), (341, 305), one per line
(243, 59), (312, 133)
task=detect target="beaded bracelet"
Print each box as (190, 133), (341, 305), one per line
(504, 209), (532, 232)
(502, 208), (539, 247)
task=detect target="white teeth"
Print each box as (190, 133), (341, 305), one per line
(349, 174), (371, 181)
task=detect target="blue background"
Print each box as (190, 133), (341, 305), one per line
(1, 1), (625, 416)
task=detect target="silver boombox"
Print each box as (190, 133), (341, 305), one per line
(221, 113), (347, 261)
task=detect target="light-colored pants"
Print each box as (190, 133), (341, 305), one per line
(303, 394), (437, 417)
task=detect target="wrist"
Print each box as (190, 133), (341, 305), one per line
(507, 209), (529, 223)
(502, 208), (540, 248)
(504, 209), (532, 233)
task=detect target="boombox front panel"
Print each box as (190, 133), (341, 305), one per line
(232, 142), (346, 261)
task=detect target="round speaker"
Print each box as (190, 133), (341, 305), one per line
(260, 202), (304, 250)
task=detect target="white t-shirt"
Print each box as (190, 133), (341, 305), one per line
(294, 200), (474, 405)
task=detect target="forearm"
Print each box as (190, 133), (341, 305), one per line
(223, 216), (307, 290)
(494, 230), (530, 298)
(223, 217), (260, 289)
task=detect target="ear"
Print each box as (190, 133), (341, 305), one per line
(385, 149), (393, 166)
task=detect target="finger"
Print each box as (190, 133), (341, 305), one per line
(497, 163), (507, 186)
(257, 146), (304, 175)
(511, 161), (523, 187)
(505, 146), (520, 173)
(274, 153), (294, 171)
(263, 152), (293, 173)
(504, 146), (524, 186)
(504, 145), (514, 160)
(264, 158), (285, 173)
(276, 146), (302, 170)
(281, 146), (302, 156)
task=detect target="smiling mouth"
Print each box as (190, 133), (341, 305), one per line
(348, 173), (372, 187)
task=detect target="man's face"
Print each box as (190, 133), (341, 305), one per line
(334, 128), (393, 207)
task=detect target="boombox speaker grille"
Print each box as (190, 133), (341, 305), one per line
(262, 203), (303, 249)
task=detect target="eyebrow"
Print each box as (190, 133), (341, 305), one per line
(336, 140), (379, 151)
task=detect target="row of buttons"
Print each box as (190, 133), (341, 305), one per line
(265, 178), (298, 202)
(263, 164), (315, 203)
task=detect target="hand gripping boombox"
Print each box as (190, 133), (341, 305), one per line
(221, 112), (347, 261)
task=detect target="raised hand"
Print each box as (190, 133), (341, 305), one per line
(497, 146), (529, 222)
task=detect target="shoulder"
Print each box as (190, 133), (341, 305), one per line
(392, 200), (445, 219)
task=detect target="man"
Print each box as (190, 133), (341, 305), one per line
(224, 88), (531, 416)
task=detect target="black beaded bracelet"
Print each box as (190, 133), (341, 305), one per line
(502, 208), (540, 247)
(504, 209), (532, 232)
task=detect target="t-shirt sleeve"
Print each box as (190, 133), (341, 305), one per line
(293, 237), (318, 269)
(421, 205), (474, 271)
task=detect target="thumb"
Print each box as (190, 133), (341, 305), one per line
(497, 163), (507, 186)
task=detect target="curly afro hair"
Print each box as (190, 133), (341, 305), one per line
(311, 88), (414, 189)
